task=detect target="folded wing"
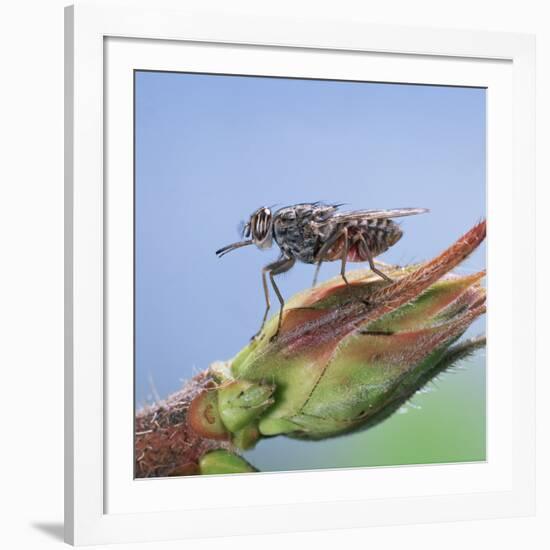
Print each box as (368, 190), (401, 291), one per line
(332, 207), (429, 221)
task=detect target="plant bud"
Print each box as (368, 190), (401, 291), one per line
(225, 221), (486, 438)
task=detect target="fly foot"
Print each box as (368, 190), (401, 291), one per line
(250, 331), (265, 343)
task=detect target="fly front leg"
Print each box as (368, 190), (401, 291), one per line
(253, 266), (271, 341)
(253, 256), (295, 341)
(269, 256), (296, 341)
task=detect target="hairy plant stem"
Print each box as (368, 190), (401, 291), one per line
(135, 371), (234, 478)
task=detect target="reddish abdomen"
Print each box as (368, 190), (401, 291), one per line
(325, 219), (403, 262)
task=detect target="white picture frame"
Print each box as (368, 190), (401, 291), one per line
(65, 0), (536, 545)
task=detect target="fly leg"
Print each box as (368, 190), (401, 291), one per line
(269, 257), (296, 340)
(253, 256), (295, 341)
(339, 228), (358, 301)
(312, 227), (356, 301)
(354, 235), (393, 309)
(359, 237), (393, 283)
(255, 266), (271, 339)
(312, 261), (322, 288)
(340, 228), (351, 286)
(312, 227), (347, 288)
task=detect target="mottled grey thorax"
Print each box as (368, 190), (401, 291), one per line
(272, 204), (336, 263)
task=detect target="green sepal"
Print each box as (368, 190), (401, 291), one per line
(258, 417), (300, 436)
(217, 380), (275, 433)
(232, 423), (261, 450)
(199, 450), (256, 475)
(188, 388), (229, 440)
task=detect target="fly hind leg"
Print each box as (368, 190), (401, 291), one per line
(359, 237), (393, 283)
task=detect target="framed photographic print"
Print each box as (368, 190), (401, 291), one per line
(65, 0), (536, 545)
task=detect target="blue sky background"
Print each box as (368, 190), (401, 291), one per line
(134, 71), (486, 469)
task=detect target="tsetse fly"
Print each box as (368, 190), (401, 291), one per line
(216, 203), (429, 339)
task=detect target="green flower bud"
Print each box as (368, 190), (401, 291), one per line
(226, 221), (486, 439)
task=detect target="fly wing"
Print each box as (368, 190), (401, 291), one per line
(332, 207), (429, 222)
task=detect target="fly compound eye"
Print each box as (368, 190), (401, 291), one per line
(252, 208), (272, 242)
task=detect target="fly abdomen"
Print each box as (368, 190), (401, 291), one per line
(320, 218), (403, 263)
(358, 218), (403, 259)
